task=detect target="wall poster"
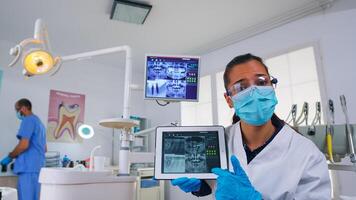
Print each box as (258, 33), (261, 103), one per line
(47, 90), (85, 143)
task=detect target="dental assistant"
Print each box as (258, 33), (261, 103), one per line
(172, 54), (331, 199)
(0, 99), (47, 200)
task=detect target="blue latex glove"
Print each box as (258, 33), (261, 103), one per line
(171, 177), (201, 193)
(212, 155), (262, 200)
(0, 156), (13, 166)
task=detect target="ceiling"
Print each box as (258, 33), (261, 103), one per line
(0, 0), (332, 73)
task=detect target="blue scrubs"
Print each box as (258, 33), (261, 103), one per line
(17, 173), (40, 200)
(14, 114), (46, 200)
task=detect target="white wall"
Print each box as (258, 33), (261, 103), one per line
(156, 1), (356, 199)
(0, 39), (145, 164)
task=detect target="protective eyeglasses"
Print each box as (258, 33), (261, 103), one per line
(226, 75), (278, 96)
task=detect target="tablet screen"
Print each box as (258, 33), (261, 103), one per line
(162, 131), (221, 174)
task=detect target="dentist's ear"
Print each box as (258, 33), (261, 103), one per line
(224, 93), (234, 109)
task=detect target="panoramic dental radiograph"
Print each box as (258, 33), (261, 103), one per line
(185, 136), (207, 172)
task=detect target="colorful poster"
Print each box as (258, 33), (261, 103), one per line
(47, 90), (86, 143)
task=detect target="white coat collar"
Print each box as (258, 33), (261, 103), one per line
(230, 122), (293, 170)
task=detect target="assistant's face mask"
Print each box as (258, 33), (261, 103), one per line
(16, 111), (24, 120)
(232, 85), (278, 126)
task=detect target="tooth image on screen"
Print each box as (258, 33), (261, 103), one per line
(146, 80), (167, 98)
(145, 55), (199, 101)
(166, 80), (186, 98)
(162, 131), (221, 174)
(148, 62), (167, 80)
(167, 63), (187, 80)
(163, 138), (186, 173)
(157, 128), (225, 179)
(185, 137), (207, 173)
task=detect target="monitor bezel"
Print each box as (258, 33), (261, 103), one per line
(144, 54), (200, 102)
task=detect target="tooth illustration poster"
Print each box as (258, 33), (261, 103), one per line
(47, 90), (86, 143)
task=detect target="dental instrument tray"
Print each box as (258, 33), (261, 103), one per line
(154, 126), (227, 179)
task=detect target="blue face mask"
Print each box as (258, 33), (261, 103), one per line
(232, 86), (278, 126)
(16, 111), (24, 120)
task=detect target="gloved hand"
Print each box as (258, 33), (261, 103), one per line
(0, 156), (13, 166)
(171, 177), (201, 193)
(212, 155), (262, 200)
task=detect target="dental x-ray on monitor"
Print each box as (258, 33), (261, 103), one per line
(154, 126), (227, 179)
(144, 55), (200, 101)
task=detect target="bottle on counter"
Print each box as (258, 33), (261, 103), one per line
(68, 161), (74, 168)
(1, 164), (7, 173)
(62, 155), (70, 167)
(80, 160), (87, 167)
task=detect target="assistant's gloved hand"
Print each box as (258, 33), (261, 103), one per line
(171, 177), (201, 193)
(212, 155), (262, 200)
(0, 156), (13, 166)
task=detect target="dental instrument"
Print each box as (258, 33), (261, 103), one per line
(326, 99), (335, 163)
(340, 95), (356, 163)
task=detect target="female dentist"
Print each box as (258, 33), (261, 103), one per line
(171, 54), (331, 199)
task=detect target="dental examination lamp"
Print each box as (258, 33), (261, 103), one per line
(8, 18), (137, 175)
(9, 19), (57, 76)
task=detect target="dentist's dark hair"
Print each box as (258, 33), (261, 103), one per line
(223, 53), (270, 124)
(16, 98), (32, 110)
(223, 53), (270, 93)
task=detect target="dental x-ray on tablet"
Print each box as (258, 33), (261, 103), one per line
(154, 126), (227, 179)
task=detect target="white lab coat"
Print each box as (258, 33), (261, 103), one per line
(216, 122), (331, 200)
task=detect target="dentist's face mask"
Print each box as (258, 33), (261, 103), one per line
(15, 107), (24, 121)
(16, 111), (24, 120)
(228, 75), (278, 126)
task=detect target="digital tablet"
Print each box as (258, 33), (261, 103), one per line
(154, 126), (227, 180)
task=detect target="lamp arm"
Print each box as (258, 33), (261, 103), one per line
(89, 145), (102, 171)
(34, 19), (52, 52)
(61, 46), (131, 62)
(60, 45), (132, 119)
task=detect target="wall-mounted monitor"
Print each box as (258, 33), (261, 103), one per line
(144, 55), (200, 102)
